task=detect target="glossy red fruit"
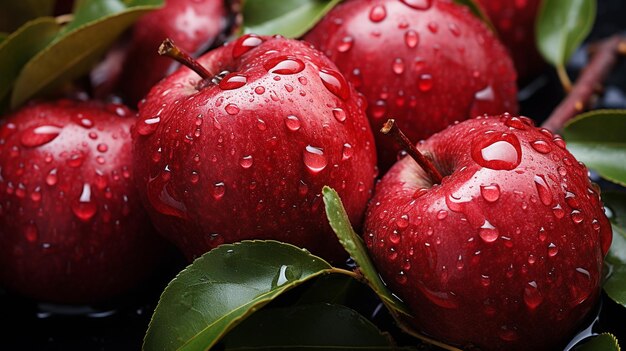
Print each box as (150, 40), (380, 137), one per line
(305, 0), (519, 170)
(116, 0), (231, 106)
(0, 100), (167, 304)
(476, 0), (545, 81)
(364, 114), (611, 351)
(133, 35), (377, 261)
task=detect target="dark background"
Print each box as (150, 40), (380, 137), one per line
(1, 0), (625, 349)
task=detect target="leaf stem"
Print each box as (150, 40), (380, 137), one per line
(557, 65), (573, 93)
(381, 119), (443, 185)
(542, 35), (626, 132)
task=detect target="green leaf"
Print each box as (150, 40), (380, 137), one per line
(536, 0), (596, 68)
(562, 110), (626, 186)
(573, 333), (621, 351)
(220, 303), (395, 350)
(242, 0), (341, 38)
(0, 0), (55, 32)
(10, 0), (163, 109)
(601, 192), (626, 308)
(0, 33), (7, 44)
(295, 274), (362, 306)
(322, 186), (411, 316)
(0, 17), (61, 111)
(452, 0), (495, 32)
(143, 240), (355, 351)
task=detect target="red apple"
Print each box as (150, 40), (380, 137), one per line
(0, 99), (168, 304)
(364, 115), (612, 350)
(476, 0), (545, 81)
(132, 35), (377, 261)
(304, 0), (519, 170)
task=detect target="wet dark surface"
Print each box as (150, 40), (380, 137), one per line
(1, 0), (625, 350)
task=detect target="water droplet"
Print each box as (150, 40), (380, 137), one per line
(437, 210), (448, 220)
(232, 34), (264, 58)
(319, 68), (350, 100)
(264, 56), (306, 75)
(332, 107), (346, 123)
(548, 243), (558, 257)
(474, 86), (494, 101)
(571, 210), (584, 224)
(534, 175), (553, 206)
(97, 143), (108, 153)
(285, 115), (301, 131)
(479, 220), (499, 242)
(71, 183), (97, 221)
(218, 73), (247, 90)
(552, 204), (565, 219)
(480, 184), (501, 202)
(448, 22), (461, 36)
(371, 100), (387, 119)
(400, 0), (432, 10)
(225, 103), (240, 115)
(46, 168), (58, 186)
(342, 143), (353, 160)
(524, 281), (543, 309)
(20, 125), (62, 147)
(137, 116), (161, 136)
(396, 271), (407, 284)
(418, 74), (433, 92)
(66, 152), (85, 168)
(405, 30), (419, 48)
(255, 86), (265, 94)
(212, 182), (226, 200)
(471, 133), (522, 170)
(531, 140), (551, 154)
(337, 36), (354, 52)
(389, 230), (401, 244)
(396, 214), (409, 229)
(303, 145), (327, 173)
(504, 116), (527, 130)
(392, 58), (405, 74)
(25, 223), (38, 242)
(240, 155), (253, 169)
(369, 4), (387, 22)
(427, 22), (439, 33)
(256, 119), (266, 131)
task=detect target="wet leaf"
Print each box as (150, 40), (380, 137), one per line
(602, 192), (626, 307)
(220, 303), (395, 349)
(10, 0), (163, 109)
(573, 333), (620, 351)
(562, 110), (626, 186)
(536, 0), (596, 68)
(242, 0), (341, 38)
(143, 240), (354, 351)
(322, 186), (411, 316)
(0, 0), (55, 32)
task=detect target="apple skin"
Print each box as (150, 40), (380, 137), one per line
(116, 0), (231, 106)
(0, 100), (168, 304)
(476, 0), (545, 82)
(304, 0), (518, 170)
(363, 114), (612, 350)
(133, 35), (377, 261)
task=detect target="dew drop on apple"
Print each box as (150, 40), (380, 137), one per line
(256, 118), (267, 131)
(418, 74), (433, 92)
(548, 243), (558, 257)
(30, 187), (42, 202)
(225, 103), (240, 115)
(20, 125), (62, 148)
(389, 230), (401, 244)
(336, 36), (354, 52)
(369, 4), (386, 22)
(571, 210), (584, 224)
(263, 56), (305, 75)
(254, 86), (265, 95)
(479, 220), (499, 242)
(46, 168), (58, 186)
(212, 182), (226, 200)
(137, 116), (160, 136)
(400, 0), (432, 10)
(71, 183), (97, 222)
(371, 100), (387, 119)
(405, 30), (419, 48)
(533, 174), (553, 205)
(97, 143), (108, 153)
(285, 115), (301, 131)
(218, 73), (247, 90)
(571, 267), (592, 305)
(24, 222), (38, 242)
(392, 58), (405, 75)
(524, 281), (543, 310)
(303, 145), (327, 173)
(232, 34), (264, 58)
(437, 210), (448, 220)
(396, 271), (408, 285)
(342, 143), (353, 160)
(332, 107), (346, 122)
(480, 184), (500, 202)
(240, 155), (253, 169)
(396, 214), (409, 229)
(552, 204), (565, 219)
(565, 191), (579, 208)
(531, 140), (551, 154)
(319, 68), (350, 100)
(471, 133), (521, 170)
(427, 22), (439, 33)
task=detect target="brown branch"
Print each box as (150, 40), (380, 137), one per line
(541, 35), (626, 132)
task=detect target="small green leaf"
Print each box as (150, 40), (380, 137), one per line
(0, 17), (61, 111)
(601, 192), (626, 308)
(573, 333), (621, 351)
(0, 33), (7, 44)
(143, 240), (355, 351)
(562, 110), (626, 186)
(0, 0), (55, 32)
(220, 303), (395, 349)
(242, 0), (341, 38)
(536, 0), (596, 68)
(10, 0), (163, 109)
(322, 186), (411, 316)
(452, 0), (495, 32)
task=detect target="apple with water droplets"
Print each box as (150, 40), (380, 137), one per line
(304, 0), (519, 170)
(132, 35), (377, 261)
(0, 100), (168, 304)
(364, 115), (612, 350)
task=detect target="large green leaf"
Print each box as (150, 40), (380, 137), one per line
(220, 303), (395, 350)
(601, 192), (626, 307)
(10, 0), (163, 109)
(573, 333), (621, 351)
(0, 17), (61, 111)
(562, 110), (626, 186)
(242, 0), (341, 38)
(322, 186), (411, 316)
(536, 0), (596, 68)
(0, 0), (55, 32)
(143, 240), (356, 351)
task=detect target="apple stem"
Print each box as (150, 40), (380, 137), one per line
(381, 119), (444, 185)
(158, 38), (213, 81)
